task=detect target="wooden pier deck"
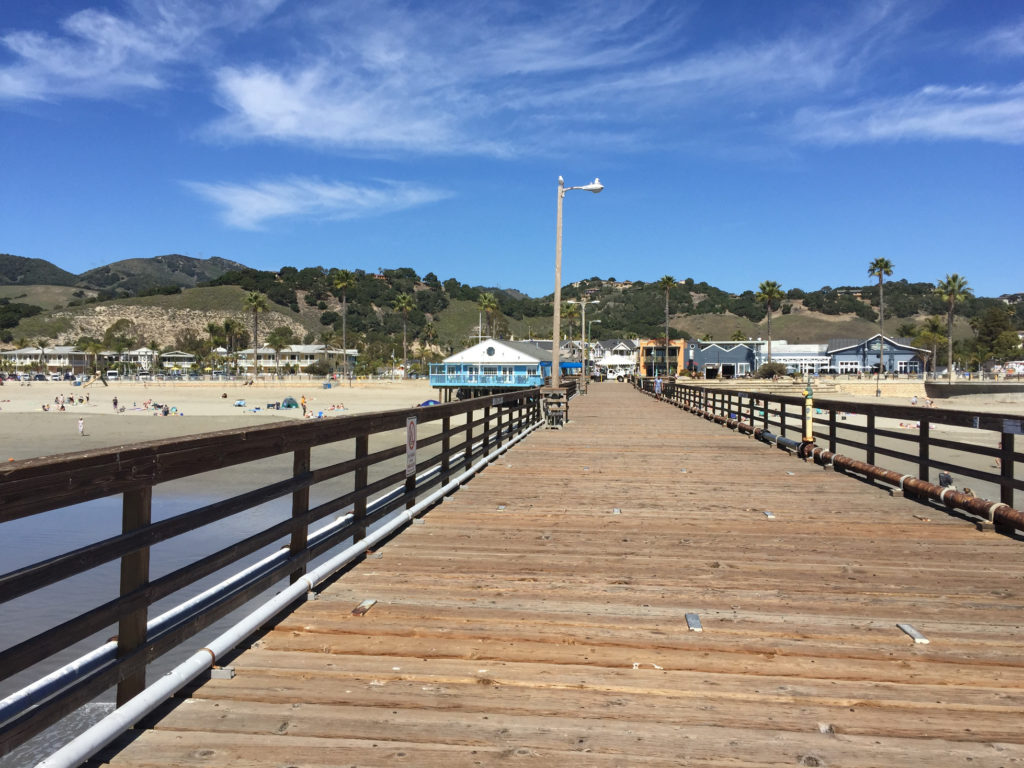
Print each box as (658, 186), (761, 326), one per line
(101, 383), (1024, 767)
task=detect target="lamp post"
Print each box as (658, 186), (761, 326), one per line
(551, 176), (603, 390)
(567, 298), (600, 393)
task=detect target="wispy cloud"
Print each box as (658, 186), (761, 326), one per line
(207, 1), (918, 155)
(184, 176), (452, 230)
(0, 0), (283, 100)
(973, 18), (1024, 58)
(792, 83), (1024, 145)
(207, 0), (678, 155)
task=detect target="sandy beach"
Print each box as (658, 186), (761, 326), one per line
(0, 378), (440, 462)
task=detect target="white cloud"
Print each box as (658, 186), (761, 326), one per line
(0, 0), (283, 100)
(184, 176), (452, 230)
(792, 83), (1024, 145)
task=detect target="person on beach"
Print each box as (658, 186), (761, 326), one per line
(910, 395), (918, 406)
(78, 418), (84, 437)
(301, 395), (307, 416)
(112, 396), (118, 412)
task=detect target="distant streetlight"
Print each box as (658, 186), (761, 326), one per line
(567, 298), (600, 393)
(551, 176), (603, 390)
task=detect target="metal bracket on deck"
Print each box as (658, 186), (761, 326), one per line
(209, 666), (235, 680)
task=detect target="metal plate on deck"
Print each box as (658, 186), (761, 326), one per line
(763, 510), (776, 519)
(685, 613), (703, 632)
(352, 599), (377, 616)
(897, 623), (929, 644)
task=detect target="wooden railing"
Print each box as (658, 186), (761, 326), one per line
(0, 390), (541, 757)
(639, 379), (1021, 513)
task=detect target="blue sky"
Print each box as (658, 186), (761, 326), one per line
(1, 1), (1021, 299)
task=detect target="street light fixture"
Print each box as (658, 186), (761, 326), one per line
(551, 176), (603, 390)
(567, 298), (600, 393)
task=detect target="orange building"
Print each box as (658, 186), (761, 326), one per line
(636, 338), (688, 377)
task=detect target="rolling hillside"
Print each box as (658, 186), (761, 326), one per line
(0, 254), (1012, 354)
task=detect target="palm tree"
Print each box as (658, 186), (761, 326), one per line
(245, 291), (269, 378)
(915, 316), (946, 378)
(84, 340), (104, 377)
(478, 292), (499, 337)
(756, 280), (785, 364)
(561, 301), (581, 359)
(656, 276), (675, 376)
(934, 274), (972, 383)
(331, 269), (356, 380)
(222, 318), (243, 352)
(868, 258), (894, 379)
(35, 336), (49, 374)
(393, 293), (415, 378)
(731, 329), (746, 341)
(266, 326), (295, 377)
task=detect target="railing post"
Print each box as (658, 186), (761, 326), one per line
(483, 405), (491, 454)
(441, 416), (451, 486)
(354, 435), (368, 543)
(780, 402), (786, 438)
(918, 417), (930, 482)
(116, 486), (152, 707)
(496, 404), (504, 448)
(866, 412), (876, 466)
(464, 408), (474, 468)
(1000, 432), (1015, 508)
(290, 447), (310, 583)
(829, 408), (837, 453)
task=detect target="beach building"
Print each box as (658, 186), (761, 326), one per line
(685, 340), (760, 378)
(430, 339), (585, 401)
(159, 350), (197, 372)
(430, 339), (545, 400)
(637, 339), (688, 377)
(827, 334), (928, 375)
(236, 344), (352, 375)
(0, 346), (89, 376)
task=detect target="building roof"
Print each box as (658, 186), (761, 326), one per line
(594, 338), (638, 351)
(826, 334), (925, 354)
(444, 339), (546, 365)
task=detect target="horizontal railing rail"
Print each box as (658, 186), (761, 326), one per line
(0, 389), (542, 759)
(638, 378), (1022, 527)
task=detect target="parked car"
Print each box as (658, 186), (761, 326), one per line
(33, 374), (47, 381)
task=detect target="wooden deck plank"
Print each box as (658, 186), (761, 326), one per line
(99, 383), (1024, 767)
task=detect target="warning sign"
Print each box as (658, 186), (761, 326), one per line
(406, 416), (417, 476)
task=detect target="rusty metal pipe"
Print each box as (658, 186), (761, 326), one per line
(649, 383), (1024, 532)
(810, 446), (1024, 531)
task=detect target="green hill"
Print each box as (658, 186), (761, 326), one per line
(77, 254), (246, 295)
(0, 254), (77, 286)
